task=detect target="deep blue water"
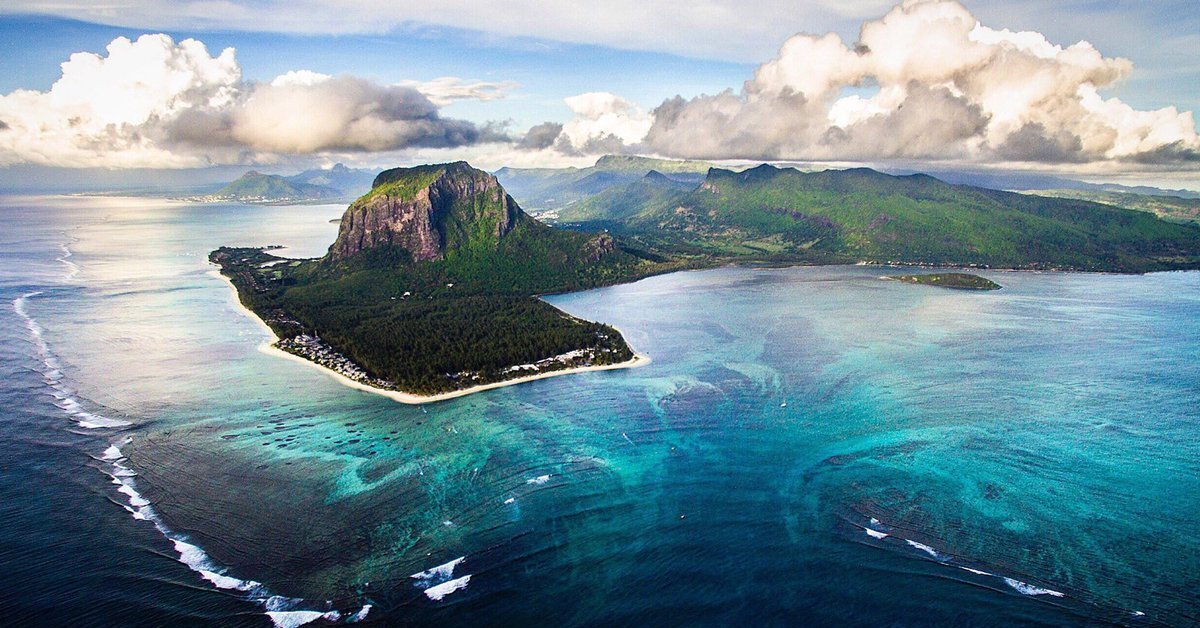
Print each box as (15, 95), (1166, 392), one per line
(1, 195), (1198, 626)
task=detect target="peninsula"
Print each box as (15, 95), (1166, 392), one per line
(214, 159), (1200, 402)
(212, 162), (675, 401)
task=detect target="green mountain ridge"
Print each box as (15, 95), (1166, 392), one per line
(561, 164), (1200, 272)
(1020, 189), (1200, 225)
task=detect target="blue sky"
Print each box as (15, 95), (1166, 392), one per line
(0, 0), (1196, 182)
(0, 15), (755, 131)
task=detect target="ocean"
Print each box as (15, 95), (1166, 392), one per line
(1, 195), (1197, 626)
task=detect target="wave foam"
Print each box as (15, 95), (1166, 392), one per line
(1003, 577), (1064, 597)
(266, 610), (341, 628)
(959, 566), (992, 576)
(411, 556), (465, 583)
(424, 574), (471, 601)
(102, 442), (370, 627)
(864, 528), (888, 539)
(57, 241), (80, 281)
(526, 474), (551, 485)
(905, 539), (945, 561)
(13, 292), (131, 429)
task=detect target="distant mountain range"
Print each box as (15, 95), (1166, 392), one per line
(1017, 189), (1200, 225)
(494, 154), (713, 213)
(196, 163), (376, 203)
(555, 164), (1200, 273)
(496, 155), (1200, 230)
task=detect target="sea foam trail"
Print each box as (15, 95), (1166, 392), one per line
(1003, 577), (1065, 598)
(905, 539), (946, 561)
(57, 240), (80, 281)
(13, 292), (130, 429)
(101, 441), (373, 627)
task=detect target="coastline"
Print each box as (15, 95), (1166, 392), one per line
(210, 268), (650, 405)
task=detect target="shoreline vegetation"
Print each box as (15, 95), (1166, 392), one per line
(884, 272), (1002, 290)
(212, 270), (649, 404)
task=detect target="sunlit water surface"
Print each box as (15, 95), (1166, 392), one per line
(1, 195), (1197, 627)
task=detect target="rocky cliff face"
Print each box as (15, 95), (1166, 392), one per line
(328, 162), (523, 262)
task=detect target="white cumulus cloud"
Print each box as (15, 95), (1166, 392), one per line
(0, 34), (506, 167)
(640, 0), (1200, 166)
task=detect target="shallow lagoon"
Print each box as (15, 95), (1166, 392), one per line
(2, 196), (1198, 626)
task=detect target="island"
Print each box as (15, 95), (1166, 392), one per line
(886, 273), (1002, 290)
(212, 162), (678, 401)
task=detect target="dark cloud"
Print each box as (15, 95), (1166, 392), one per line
(992, 122), (1087, 163)
(518, 122), (563, 150)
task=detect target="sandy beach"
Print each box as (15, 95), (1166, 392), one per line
(210, 268), (650, 405)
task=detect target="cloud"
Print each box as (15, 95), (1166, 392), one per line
(399, 77), (521, 106)
(639, 0), (1200, 166)
(518, 92), (652, 156)
(0, 34), (502, 167)
(517, 122), (562, 150)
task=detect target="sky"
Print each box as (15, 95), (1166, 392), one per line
(0, 0), (1197, 187)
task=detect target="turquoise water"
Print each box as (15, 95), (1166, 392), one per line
(2, 195), (1198, 626)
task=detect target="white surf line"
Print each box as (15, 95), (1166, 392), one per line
(12, 292), (130, 429)
(11, 292), (368, 627)
(866, 524), (1071, 604)
(101, 441), (374, 626)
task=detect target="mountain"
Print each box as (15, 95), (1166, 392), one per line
(198, 164), (376, 203)
(495, 154), (712, 211)
(286, 163), (376, 197)
(563, 164), (1200, 272)
(1019, 189), (1200, 225)
(556, 170), (699, 224)
(213, 162), (673, 396)
(206, 171), (340, 203)
(895, 168), (1200, 200)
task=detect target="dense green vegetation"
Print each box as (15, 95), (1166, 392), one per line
(1021, 189), (1200, 225)
(888, 273), (1001, 290)
(213, 164), (680, 396)
(560, 165), (1200, 273)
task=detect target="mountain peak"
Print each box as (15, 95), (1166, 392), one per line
(330, 162), (523, 262)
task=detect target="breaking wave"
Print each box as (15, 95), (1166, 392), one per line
(412, 556), (472, 601)
(101, 440), (373, 627)
(13, 292), (130, 429)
